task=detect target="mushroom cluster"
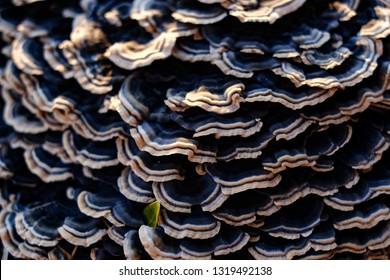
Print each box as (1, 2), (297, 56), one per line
(1, 0), (390, 260)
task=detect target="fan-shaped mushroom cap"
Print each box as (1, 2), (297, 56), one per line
(249, 221), (336, 259)
(1, 0), (390, 260)
(58, 216), (107, 247)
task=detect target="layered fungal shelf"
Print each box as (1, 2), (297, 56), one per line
(0, 0), (390, 260)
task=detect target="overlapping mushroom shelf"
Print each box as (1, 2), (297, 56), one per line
(1, 0), (390, 260)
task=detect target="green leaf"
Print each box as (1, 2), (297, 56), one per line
(143, 201), (160, 227)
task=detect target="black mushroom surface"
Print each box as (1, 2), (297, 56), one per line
(0, 0), (390, 260)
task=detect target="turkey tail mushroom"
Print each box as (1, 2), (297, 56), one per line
(1, 0), (390, 259)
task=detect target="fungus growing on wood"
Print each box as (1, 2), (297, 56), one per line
(1, 0), (390, 260)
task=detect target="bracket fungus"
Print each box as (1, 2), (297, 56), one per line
(1, 0), (390, 260)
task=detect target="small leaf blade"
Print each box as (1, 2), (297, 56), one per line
(143, 201), (160, 227)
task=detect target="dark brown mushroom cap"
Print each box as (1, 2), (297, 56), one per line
(170, 107), (263, 138)
(271, 36), (382, 89)
(249, 221), (336, 259)
(214, 128), (273, 161)
(165, 68), (244, 114)
(266, 108), (313, 141)
(71, 109), (129, 141)
(114, 70), (172, 126)
(295, 249), (335, 260)
(244, 72), (338, 110)
(335, 220), (390, 254)
(359, 0), (390, 39)
(0, 147), (40, 187)
(171, 0), (227, 25)
(211, 50), (281, 79)
(212, 191), (277, 226)
(89, 236), (126, 260)
(261, 124), (353, 173)
(129, 120), (218, 163)
(81, 164), (124, 188)
(335, 123), (389, 170)
(325, 154), (390, 211)
(261, 195), (324, 239)
(123, 229), (150, 260)
(43, 37), (74, 79)
(118, 167), (155, 204)
(107, 226), (127, 247)
(130, 0), (182, 34)
(0, 145), (17, 180)
(139, 224), (249, 259)
(2, 88), (48, 134)
(179, 224), (250, 259)
(18, 240), (49, 259)
(1, 61), (25, 95)
(173, 36), (215, 62)
(205, 159), (282, 195)
(59, 41), (119, 95)
(18, 72), (77, 122)
(116, 136), (185, 182)
(226, 0), (307, 24)
(58, 15), (124, 95)
(0, 181), (85, 259)
(105, 33), (178, 71)
(331, 196), (390, 230)
(138, 225), (182, 260)
(267, 165), (359, 207)
(152, 170), (228, 213)
(187, 1), (308, 25)
(77, 190), (145, 227)
(58, 215), (107, 247)
(0, 210), (26, 259)
(62, 130), (119, 169)
(14, 202), (72, 247)
(301, 61), (390, 125)
(11, 35), (48, 75)
(0, 3), (20, 37)
(86, 0), (134, 27)
(24, 147), (74, 183)
(300, 47), (353, 70)
(159, 208), (221, 239)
